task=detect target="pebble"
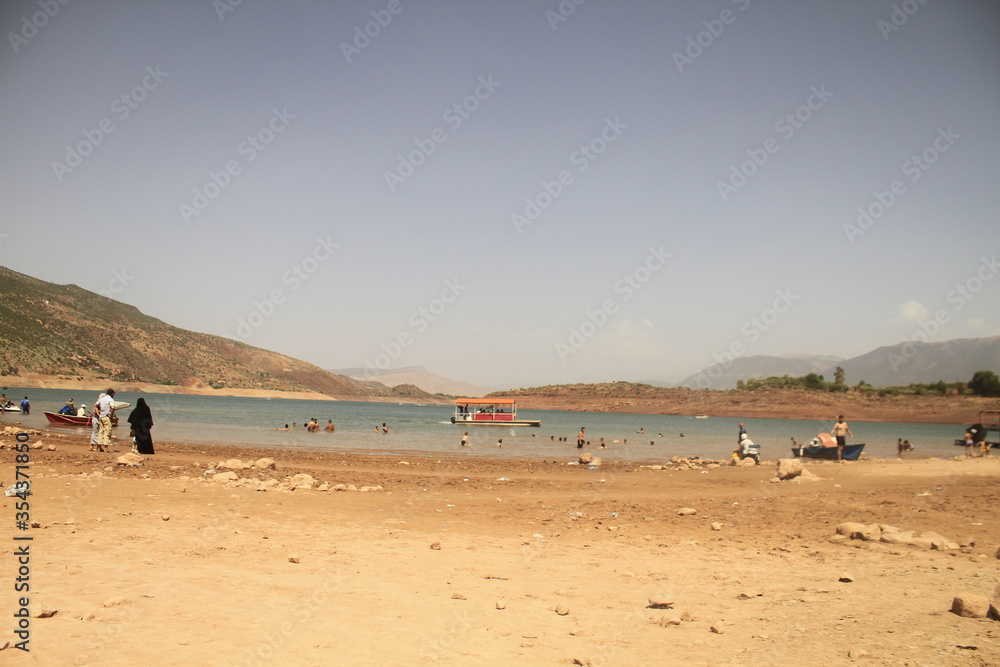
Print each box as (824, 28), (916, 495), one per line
(677, 508), (697, 516)
(288, 556), (300, 564)
(554, 604), (570, 616)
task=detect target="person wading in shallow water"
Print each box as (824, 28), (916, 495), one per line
(577, 427), (586, 449)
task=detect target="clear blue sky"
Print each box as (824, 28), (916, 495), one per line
(2, 1), (998, 389)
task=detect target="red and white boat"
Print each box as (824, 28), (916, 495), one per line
(451, 398), (540, 427)
(44, 411), (122, 427)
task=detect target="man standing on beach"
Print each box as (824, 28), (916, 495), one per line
(831, 415), (853, 462)
(97, 389), (117, 451)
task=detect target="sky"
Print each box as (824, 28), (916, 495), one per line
(1, 1), (999, 390)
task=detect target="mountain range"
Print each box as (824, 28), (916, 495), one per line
(669, 337), (1000, 390)
(331, 365), (491, 398)
(0, 266), (436, 401)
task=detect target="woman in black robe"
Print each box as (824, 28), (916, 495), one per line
(127, 398), (155, 455)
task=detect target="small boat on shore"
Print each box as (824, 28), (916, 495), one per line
(451, 398), (541, 427)
(792, 443), (865, 461)
(694, 414), (708, 419)
(44, 410), (123, 427)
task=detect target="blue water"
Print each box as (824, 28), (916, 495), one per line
(1, 386), (971, 462)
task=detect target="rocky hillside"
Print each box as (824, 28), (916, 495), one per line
(0, 266), (436, 400)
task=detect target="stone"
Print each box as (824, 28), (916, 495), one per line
(737, 456), (757, 467)
(677, 508), (697, 516)
(430, 542), (442, 550)
(46, 444), (56, 451)
(451, 593), (466, 600)
(878, 524), (901, 534)
(346, 484), (358, 492)
(288, 556), (300, 564)
(951, 593), (990, 618)
(289, 473), (316, 490)
(835, 522), (881, 542)
(579, 452), (593, 464)
(775, 459), (803, 480)
(161, 515), (169, 521)
(317, 483), (330, 492)
(921, 532), (959, 551)
(838, 572), (854, 583)
(332, 483), (347, 491)
(590, 457), (602, 466)
(657, 613), (682, 626)
(848, 648), (869, 659)
(648, 595), (674, 609)
(213, 471), (238, 482)
(880, 530), (916, 545)
(994, 546), (1000, 559)
(34, 608), (57, 618)
(710, 621), (725, 634)
(116, 453), (144, 467)
(554, 604), (570, 616)
(680, 611), (694, 622)
(496, 599), (506, 610)
(711, 522), (723, 531)
(255, 457), (276, 470)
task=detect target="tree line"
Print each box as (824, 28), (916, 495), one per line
(735, 368), (1000, 398)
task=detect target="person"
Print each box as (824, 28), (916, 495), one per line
(577, 427), (585, 449)
(77, 403), (87, 418)
(737, 422), (747, 444)
(58, 398), (76, 415)
(20, 396), (30, 414)
(461, 432), (469, 447)
(964, 429), (974, 457)
(89, 395), (105, 452)
(898, 438), (905, 456)
(902, 440), (914, 452)
(127, 397), (155, 455)
(831, 415), (853, 462)
(381, 422), (390, 433)
(97, 389), (117, 451)
(306, 418), (319, 432)
(635, 428), (644, 434)
(599, 437), (606, 448)
(275, 424), (290, 431)
(497, 438), (503, 448)
(0, 393), (9, 410)
(325, 420), (335, 433)
(790, 437), (799, 447)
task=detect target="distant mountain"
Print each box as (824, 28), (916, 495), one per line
(837, 336), (1000, 387)
(332, 365), (490, 398)
(672, 337), (1000, 390)
(674, 354), (844, 390)
(0, 265), (435, 400)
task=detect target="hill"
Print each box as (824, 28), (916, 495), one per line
(0, 266), (439, 401)
(489, 382), (1000, 424)
(332, 365), (491, 398)
(673, 354), (843, 390)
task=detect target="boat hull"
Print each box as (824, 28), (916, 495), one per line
(451, 417), (541, 427)
(44, 412), (119, 427)
(792, 443), (865, 461)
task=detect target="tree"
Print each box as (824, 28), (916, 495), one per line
(834, 366), (845, 385)
(968, 370), (1000, 397)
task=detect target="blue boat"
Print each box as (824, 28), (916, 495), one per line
(792, 443), (865, 461)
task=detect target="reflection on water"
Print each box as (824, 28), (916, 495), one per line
(5, 386), (970, 462)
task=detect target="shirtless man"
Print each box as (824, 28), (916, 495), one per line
(831, 415), (853, 462)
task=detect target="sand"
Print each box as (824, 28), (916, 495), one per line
(3, 425), (1000, 666)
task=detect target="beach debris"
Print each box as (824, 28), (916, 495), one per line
(951, 593), (990, 618)
(430, 542), (441, 550)
(4, 483), (29, 497)
(676, 507), (697, 516)
(579, 452), (593, 464)
(34, 608), (58, 619)
(451, 593), (466, 600)
(647, 595), (674, 609)
(838, 572), (854, 583)
(116, 453), (144, 467)
(288, 556), (300, 564)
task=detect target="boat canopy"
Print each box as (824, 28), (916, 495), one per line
(455, 398), (516, 405)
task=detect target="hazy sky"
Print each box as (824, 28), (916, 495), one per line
(2, 1), (998, 389)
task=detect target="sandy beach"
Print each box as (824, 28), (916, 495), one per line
(3, 423), (1000, 666)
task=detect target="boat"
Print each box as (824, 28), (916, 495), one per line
(694, 414), (708, 419)
(451, 398), (541, 427)
(0, 404), (22, 413)
(954, 411), (1000, 450)
(44, 408), (124, 427)
(792, 443), (865, 461)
